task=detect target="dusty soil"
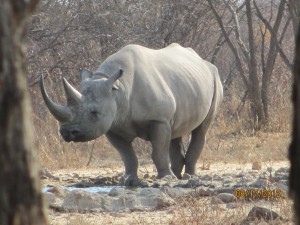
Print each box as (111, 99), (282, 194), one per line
(43, 161), (293, 225)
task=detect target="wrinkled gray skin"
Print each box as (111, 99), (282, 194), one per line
(40, 43), (223, 186)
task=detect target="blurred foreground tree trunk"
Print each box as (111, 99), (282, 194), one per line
(289, 23), (300, 225)
(0, 0), (48, 224)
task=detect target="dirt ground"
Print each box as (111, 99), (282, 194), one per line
(43, 161), (294, 225)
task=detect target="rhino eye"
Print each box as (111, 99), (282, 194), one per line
(90, 110), (98, 117)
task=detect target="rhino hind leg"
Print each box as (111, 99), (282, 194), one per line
(184, 123), (209, 175)
(169, 137), (185, 179)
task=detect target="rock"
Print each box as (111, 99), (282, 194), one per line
(62, 190), (112, 211)
(246, 206), (282, 221)
(266, 166), (272, 173)
(211, 196), (224, 204)
(44, 192), (56, 205)
(235, 173), (244, 178)
(143, 173), (151, 179)
(239, 174), (254, 183)
(182, 173), (191, 180)
(201, 174), (212, 181)
(161, 187), (192, 198)
(252, 161), (262, 170)
(186, 178), (200, 187)
(193, 187), (214, 196)
(40, 169), (59, 180)
(108, 187), (125, 197)
(278, 179), (288, 186)
(216, 193), (237, 203)
(139, 192), (175, 209)
(226, 202), (239, 209)
(276, 167), (289, 173)
(276, 183), (288, 198)
(222, 179), (232, 185)
(250, 178), (268, 188)
(139, 188), (161, 196)
(72, 173), (80, 178)
(47, 186), (66, 197)
(274, 172), (288, 180)
(213, 174), (224, 181)
(112, 194), (140, 211)
(72, 181), (93, 188)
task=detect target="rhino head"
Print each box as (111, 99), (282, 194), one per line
(40, 69), (123, 142)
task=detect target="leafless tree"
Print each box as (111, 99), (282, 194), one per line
(287, 0), (300, 38)
(0, 0), (48, 224)
(207, 0), (292, 129)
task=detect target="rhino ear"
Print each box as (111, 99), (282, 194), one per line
(80, 69), (93, 81)
(107, 69), (123, 90)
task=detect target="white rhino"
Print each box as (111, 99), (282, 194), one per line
(40, 43), (223, 185)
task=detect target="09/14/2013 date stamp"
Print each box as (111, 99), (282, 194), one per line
(234, 189), (283, 199)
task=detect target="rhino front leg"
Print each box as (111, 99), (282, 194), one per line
(106, 132), (140, 186)
(149, 121), (175, 179)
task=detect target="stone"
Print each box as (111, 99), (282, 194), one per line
(186, 178), (200, 187)
(276, 167), (289, 173)
(108, 187), (125, 197)
(194, 187), (214, 196)
(201, 174), (212, 181)
(213, 174), (224, 181)
(211, 196), (224, 204)
(252, 161), (262, 170)
(47, 186), (66, 197)
(112, 194), (140, 211)
(139, 187), (161, 196)
(139, 192), (175, 209)
(246, 206), (282, 221)
(44, 192), (56, 205)
(182, 173), (191, 180)
(72, 173), (80, 178)
(161, 187), (192, 198)
(143, 173), (151, 179)
(250, 178), (268, 188)
(62, 190), (112, 211)
(216, 193), (237, 203)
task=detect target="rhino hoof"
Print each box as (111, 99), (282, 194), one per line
(118, 175), (149, 187)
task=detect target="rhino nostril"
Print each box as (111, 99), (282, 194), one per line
(71, 130), (80, 136)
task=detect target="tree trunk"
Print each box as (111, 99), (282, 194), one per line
(289, 23), (300, 225)
(0, 0), (48, 224)
(246, 0), (266, 129)
(287, 0), (300, 38)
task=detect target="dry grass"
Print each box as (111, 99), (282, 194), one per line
(170, 196), (293, 225)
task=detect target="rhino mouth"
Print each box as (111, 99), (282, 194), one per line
(60, 132), (98, 143)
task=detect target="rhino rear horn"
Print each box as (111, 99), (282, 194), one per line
(62, 77), (82, 106)
(40, 75), (72, 122)
(106, 69), (123, 90)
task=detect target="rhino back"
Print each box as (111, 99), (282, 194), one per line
(96, 44), (219, 138)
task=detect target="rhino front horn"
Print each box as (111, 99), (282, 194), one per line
(62, 77), (82, 106)
(40, 75), (72, 122)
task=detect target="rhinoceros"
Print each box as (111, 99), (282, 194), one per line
(40, 43), (223, 185)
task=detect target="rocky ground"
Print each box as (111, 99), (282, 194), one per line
(42, 161), (293, 225)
